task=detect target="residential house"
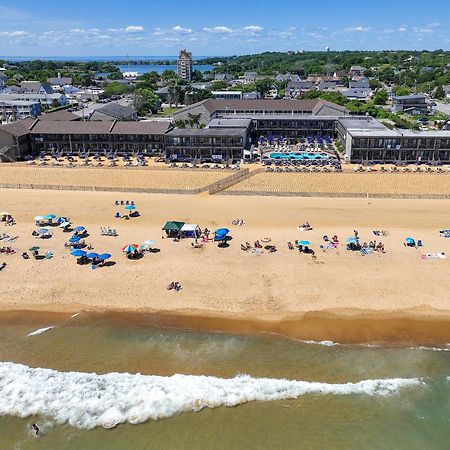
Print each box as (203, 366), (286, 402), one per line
(285, 81), (315, 98)
(0, 92), (68, 107)
(47, 75), (73, 91)
(89, 103), (138, 121)
(243, 72), (258, 83)
(391, 94), (431, 115)
(348, 65), (366, 78)
(0, 71), (7, 89)
(20, 81), (53, 95)
(275, 73), (301, 83)
(0, 100), (41, 121)
(214, 73), (235, 83)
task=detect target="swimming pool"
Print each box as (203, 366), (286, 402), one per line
(269, 152), (329, 160)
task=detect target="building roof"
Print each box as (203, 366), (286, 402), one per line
(167, 127), (247, 138)
(92, 103), (137, 119)
(393, 94), (427, 100)
(39, 110), (79, 121)
(47, 77), (73, 86)
(29, 119), (171, 135)
(20, 81), (53, 94)
(207, 118), (252, 129)
(0, 117), (36, 137)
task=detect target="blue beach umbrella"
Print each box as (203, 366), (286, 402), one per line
(59, 221), (70, 228)
(124, 205), (136, 211)
(215, 228), (230, 236)
(56, 217), (68, 224)
(71, 249), (86, 257)
(86, 252), (99, 259)
(405, 237), (415, 244)
(346, 237), (358, 244)
(98, 253), (112, 260)
(69, 235), (82, 243)
(37, 228), (49, 234)
(298, 240), (311, 246)
(73, 226), (85, 232)
(44, 214), (56, 220)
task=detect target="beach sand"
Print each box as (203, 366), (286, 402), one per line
(1, 188), (450, 343)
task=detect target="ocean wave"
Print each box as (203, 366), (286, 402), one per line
(0, 362), (422, 429)
(26, 326), (54, 337)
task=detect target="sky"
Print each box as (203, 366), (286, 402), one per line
(0, 0), (449, 57)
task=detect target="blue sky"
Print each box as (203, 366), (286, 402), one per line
(0, 0), (449, 56)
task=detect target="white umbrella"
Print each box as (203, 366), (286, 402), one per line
(58, 221), (71, 228)
(34, 216), (45, 221)
(144, 240), (156, 246)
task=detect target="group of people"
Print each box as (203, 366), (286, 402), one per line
(1, 214), (15, 226)
(232, 219), (246, 226)
(167, 281), (182, 292)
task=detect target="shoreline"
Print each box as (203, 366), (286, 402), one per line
(2, 307), (450, 346)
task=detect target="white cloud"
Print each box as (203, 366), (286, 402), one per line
(243, 25), (263, 33)
(413, 27), (433, 33)
(203, 26), (232, 33)
(398, 27), (407, 32)
(172, 25), (192, 34)
(343, 26), (371, 32)
(124, 25), (144, 33)
(0, 30), (29, 37)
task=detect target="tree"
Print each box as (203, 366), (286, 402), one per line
(103, 82), (133, 97)
(187, 112), (202, 128)
(434, 85), (445, 99)
(135, 89), (160, 115)
(161, 70), (177, 80)
(192, 70), (203, 82)
(393, 86), (412, 96)
(255, 78), (274, 97)
(373, 88), (388, 105)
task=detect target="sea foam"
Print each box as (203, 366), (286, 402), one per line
(0, 362), (422, 429)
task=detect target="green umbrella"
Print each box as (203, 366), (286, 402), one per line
(29, 246), (40, 252)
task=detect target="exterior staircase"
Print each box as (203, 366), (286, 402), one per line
(0, 146), (17, 163)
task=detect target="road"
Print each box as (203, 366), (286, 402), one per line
(432, 100), (450, 116)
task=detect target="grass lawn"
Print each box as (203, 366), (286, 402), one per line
(156, 107), (180, 117)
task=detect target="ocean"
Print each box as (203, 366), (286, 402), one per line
(0, 311), (449, 449)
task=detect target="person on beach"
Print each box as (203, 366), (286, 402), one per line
(32, 423), (40, 435)
(354, 230), (359, 239)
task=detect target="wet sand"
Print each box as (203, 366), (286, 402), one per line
(1, 189), (450, 344)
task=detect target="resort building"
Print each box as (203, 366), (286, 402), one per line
(177, 49), (193, 81)
(337, 116), (450, 163)
(211, 91), (243, 100)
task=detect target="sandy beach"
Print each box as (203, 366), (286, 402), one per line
(1, 188), (450, 343)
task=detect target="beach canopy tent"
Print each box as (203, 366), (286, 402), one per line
(162, 221), (185, 237)
(180, 223), (201, 239)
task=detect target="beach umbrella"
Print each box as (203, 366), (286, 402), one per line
(44, 214), (56, 220)
(122, 244), (138, 253)
(98, 253), (112, 260)
(29, 246), (40, 252)
(124, 205), (136, 210)
(70, 249), (87, 257)
(56, 217), (68, 224)
(37, 228), (49, 234)
(346, 237), (358, 243)
(215, 228), (230, 236)
(69, 235), (82, 243)
(144, 240), (156, 246)
(405, 237), (415, 244)
(34, 216), (45, 221)
(298, 240), (311, 246)
(59, 221), (71, 228)
(86, 252), (99, 259)
(73, 226), (86, 232)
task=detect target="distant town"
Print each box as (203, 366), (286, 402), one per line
(0, 49), (449, 166)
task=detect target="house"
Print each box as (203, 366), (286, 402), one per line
(285, 81), (315, 98)
(348, 65), (366, 78)
(0, 100), (41, 121)
(391, 94), (431, 115)
(20, 81), (53, 95)
(0, 71), (7, 89)
(317, 80), (341, 92)
(47, 75), (73, 90)
(275, 73), (301, 83)
(89, 103), (138, 121)
(214, 73), (235, 83)
(243, 72), (258, 83)
(349, 77), (370, 90)
(0, 92), (68, 107)
(342, 89), (370, 101)
(0, 117), (35, 160)
(155, 86), (170, 103)
(443, 85), (450, 100)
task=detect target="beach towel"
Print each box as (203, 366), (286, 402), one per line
(360, 248), (373, 256)
(421, 253), (446, 260)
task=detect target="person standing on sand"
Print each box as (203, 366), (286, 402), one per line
(32, 423), (40, 435)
